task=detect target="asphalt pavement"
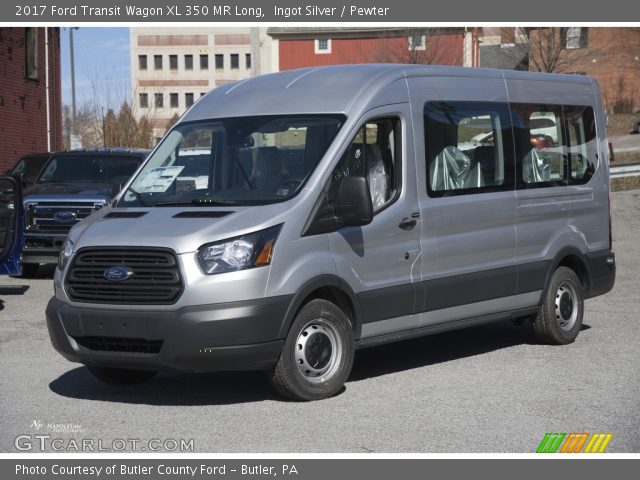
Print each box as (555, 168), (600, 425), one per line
(1, 190), (638, 453)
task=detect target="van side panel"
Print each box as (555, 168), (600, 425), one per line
(504, 78), (610, 296)
(407, 76), (520, 329)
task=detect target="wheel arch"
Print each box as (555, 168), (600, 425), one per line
(539, 247), (591, 304)
(278, 275), (363, 341)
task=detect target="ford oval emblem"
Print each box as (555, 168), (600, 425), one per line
(53, 211), (77, 223)
(103, 266), (134, 282)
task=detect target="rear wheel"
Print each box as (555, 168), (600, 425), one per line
(533, 267), (584, 345)
(87, 366), (157, 385)
(270, 299), (354, 401)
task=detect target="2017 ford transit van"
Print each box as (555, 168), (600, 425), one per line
(46, 65), (616, 400)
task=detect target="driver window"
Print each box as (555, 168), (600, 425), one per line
(331, 118), (400, 213)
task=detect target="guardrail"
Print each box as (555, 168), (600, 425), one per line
(610, 163), (640, 178)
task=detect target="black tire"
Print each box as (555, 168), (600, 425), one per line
(533, 267), (584, 345)
(269, 299), (355, 401)
(20, 264), (39, 277)
(87, 366), (157, 385)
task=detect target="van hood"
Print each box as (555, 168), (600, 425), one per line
(25, 182), (118, 199)
(68, 203), (294, 255)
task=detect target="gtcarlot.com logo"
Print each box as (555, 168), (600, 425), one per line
(14, 435), (195, 452)
(536, 432), (613, 453)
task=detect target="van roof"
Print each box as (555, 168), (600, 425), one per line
(183, 64), (595, 121)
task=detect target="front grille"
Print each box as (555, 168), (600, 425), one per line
(65, 247), (183, 305)
(72, 335), (163, 354)
(26, 201), (103, 233)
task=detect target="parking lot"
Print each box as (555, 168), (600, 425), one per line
(1, 190), (639, 453)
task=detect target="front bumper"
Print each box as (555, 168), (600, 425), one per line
(45, 295), (292, 372)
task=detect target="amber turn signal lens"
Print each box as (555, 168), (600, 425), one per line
(255, 239), (275, 266)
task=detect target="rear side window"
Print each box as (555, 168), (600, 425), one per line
(511, 104), (596, 187)
(424, 101), (514, 197)
(511, 105), (567, 187)
(565, 106), (596, 184)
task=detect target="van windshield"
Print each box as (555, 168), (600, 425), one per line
(119, 115), (345, 207)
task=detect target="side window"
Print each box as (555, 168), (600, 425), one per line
(424, 101), (513, 196)
(330, 118), (401, 213)
(565, 106), (596, 184)
(512, 104), (566, 186)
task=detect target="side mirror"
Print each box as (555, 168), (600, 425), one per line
(335, 176), (373, 227)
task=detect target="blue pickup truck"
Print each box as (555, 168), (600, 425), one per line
(2, 149), (148, 276)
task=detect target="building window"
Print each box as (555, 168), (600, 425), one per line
(200, 54), (209, 70)
(154, 55), (163, 70)
(215, 54), (224, 69)
(200, 92), (207, 97)
(408, 34), (426, 51)
(185, 54), (193, 70)
(245, 53), (251, 70)
(562, 27), (589, 49)
(185, 93), (194, 108)
(230, 54), (239, 69)
(24, 28), (38, 80)
(155, 93), (163, 108)
(138, 55), (147, 70)
(139, 93), (148, 108)
(170, 93), (179, 108)
(315, 38), (331, 54)
(169, 54), (178, 70)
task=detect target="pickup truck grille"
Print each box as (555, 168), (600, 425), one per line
(25, 201), (104, 233)
(65, 248), (183, 305)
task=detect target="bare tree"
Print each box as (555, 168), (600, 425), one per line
(365, 28), (464, 65)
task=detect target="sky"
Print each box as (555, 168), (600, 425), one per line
(60, 27), (130, 110)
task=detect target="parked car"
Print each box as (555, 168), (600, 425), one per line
(6, 153), (52, 188)
(45, 65), (615, 400)
(21, 148), (148, 275)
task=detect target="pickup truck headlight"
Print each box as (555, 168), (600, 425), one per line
(58, 238), (74, 270)
(196, 224), (282, 275)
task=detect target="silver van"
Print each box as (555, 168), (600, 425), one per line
(46, 65), (616, 400)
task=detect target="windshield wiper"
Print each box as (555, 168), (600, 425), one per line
(154, 199), (239, 207)
(123, 188), (152, 207)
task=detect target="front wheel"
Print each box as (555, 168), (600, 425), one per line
(87, 366), (157, 385)
(533, 267), (584, 345)
(269, 299), (355, 401)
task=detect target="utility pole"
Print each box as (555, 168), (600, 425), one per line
(69, 27), (79, 144)
(250, 27), (260, 76)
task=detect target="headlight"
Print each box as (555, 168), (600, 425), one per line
(196, 224), (282, 275)
(58, 238), (74, 270)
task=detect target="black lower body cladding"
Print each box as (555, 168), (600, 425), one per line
(45, 295), (292, 372)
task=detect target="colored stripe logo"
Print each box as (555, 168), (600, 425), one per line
(537, 433), (612, 453)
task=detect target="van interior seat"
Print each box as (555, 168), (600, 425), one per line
(522, 147), (550, 183)
(366, 143), (391, 210)
(250, 146), (288, 189)
(430, 146), (484, 191)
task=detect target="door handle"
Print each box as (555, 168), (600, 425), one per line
(398, 218), (417, 230)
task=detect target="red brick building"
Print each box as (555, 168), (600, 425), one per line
(0, 28), (63, 172)
(268, 28), (466, 71)
(528, 27), (640, 112)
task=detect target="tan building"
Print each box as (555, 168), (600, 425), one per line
(130, 27), (274, 140)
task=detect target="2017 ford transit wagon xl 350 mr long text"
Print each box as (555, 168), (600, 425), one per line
(46, 65), (616, 400)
